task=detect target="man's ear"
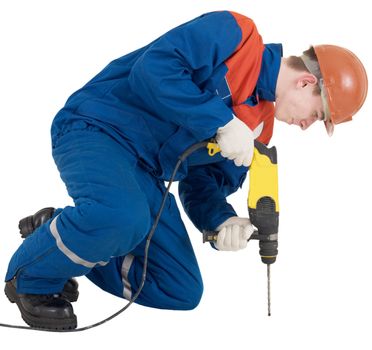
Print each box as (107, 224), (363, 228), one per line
(296, 73), (318, 89)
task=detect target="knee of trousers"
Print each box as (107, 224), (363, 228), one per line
(177, 277), (204, 310)
(139, 269), (204, 311)
(70, 195), (151, 256)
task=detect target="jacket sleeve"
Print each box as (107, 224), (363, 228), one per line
(178, 159), (248, 233)
(128, 11), (256, 141)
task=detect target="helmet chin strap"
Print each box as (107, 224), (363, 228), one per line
(300, 53), (322, 82)
(300, 53), (333, 137)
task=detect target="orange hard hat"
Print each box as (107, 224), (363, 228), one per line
(313, 45), (368, 136)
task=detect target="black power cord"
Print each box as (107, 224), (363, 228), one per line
(0, 141), (209, 332)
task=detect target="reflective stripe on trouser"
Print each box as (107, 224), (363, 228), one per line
(49, 215), (109, 269)
(5, 126), (151, 294)
(121, 254), (134, 300)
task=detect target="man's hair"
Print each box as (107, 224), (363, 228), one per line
(286, 47), (321, 95)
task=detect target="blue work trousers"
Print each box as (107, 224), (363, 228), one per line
(5, 122), (203, 310)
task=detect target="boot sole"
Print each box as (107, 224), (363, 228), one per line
(4, 282), (77, 330)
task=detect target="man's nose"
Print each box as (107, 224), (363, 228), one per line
(300, 115), (318, 130)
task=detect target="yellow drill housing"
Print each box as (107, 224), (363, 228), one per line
(248, 142), (279, 212)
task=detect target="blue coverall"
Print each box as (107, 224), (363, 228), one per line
(5, 11), (281, 310)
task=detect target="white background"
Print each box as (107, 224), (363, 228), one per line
(1, 0), (371, 348)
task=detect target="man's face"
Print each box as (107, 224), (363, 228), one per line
(274, 78), (325, 130)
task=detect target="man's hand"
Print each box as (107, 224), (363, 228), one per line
(216, 115), (254, 167)
(214, 216), (254, 251)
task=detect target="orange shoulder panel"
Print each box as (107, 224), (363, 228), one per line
(225, 12), (264, 105)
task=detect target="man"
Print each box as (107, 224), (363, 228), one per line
(4, 11), (367, 330)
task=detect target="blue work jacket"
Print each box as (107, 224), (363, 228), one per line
(51, 11), (279, 232)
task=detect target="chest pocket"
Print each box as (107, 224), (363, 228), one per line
(215, 77), (233, 108)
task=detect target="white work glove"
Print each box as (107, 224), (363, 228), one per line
(214, 216), (255, 251)
(216, 115), (254, 167)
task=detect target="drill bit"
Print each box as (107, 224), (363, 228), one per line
(267, 264), (271, 316)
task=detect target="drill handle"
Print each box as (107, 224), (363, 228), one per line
(202, 230), (277, 243)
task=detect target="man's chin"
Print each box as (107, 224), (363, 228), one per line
(274, 115), (290, 124)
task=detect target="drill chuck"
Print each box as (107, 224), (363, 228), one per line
(249, 196), (279, 264)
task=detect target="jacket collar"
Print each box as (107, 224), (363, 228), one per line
(256, 43), (283, 102)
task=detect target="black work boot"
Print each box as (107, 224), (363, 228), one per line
(18, 207), (56, 239)
(5, 278), (77, 330)
(18, 207), (79, 303)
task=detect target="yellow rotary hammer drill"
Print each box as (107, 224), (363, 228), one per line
(203, 140), (279, 316)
